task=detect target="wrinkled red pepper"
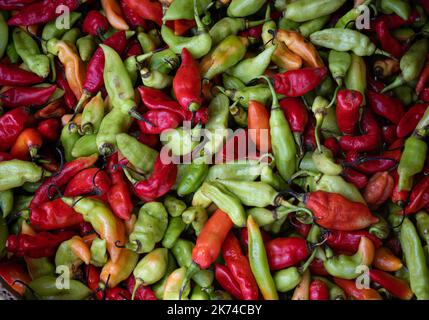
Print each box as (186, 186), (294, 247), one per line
(265, 237), (309, 271)
(0, 85), (56, 108)
(325, 230), (382, 254)
(137, 110), (182, 135)
(124, 275), (157, 300)
(336, 89), (363, 135)
(0, 63), (43, 86)
(64, 167), (111, 199)
(83, 10), (110, 37)
(341, 167), (368, 189)
(374, 20), (404, 58)
(273, 67), (327, 97)
(367, 91), (405, 125)
(0, 107), (31, 151)
(215, 263), (243, 300)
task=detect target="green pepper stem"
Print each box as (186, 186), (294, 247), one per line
(194, 0), (206, 33)
(381, 75), (405, 93)
(259, 75), (279, 109)
(131, 279), (143, 300)
(299, 247), (318, 274)
(72, 93), (91, 120)
(179, 262), (199, 300)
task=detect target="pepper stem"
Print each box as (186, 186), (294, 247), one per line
(194, 0), (206, 33)
(259, 75), (279, 109)
(131, 279), (143, 300)
(381, 75), (405, 93)
(293, 132), (304, 158)
(72, 93), (91, 121)
(179, 262), (199, 300)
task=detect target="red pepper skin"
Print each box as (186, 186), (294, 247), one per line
(344, 151), (398, 175)
(125, 40), (143, 58)
(265, 237), (309, 271)
(137, 132), (159, 149)
(289, 215), (311, 237)
(377, 11), (421, 29)
(173, 48), (203, 112)
(323, 137), (340, 157)
(122, 0), (163, 26)
(133, 155), (177, 202)
(421, 87), (429, 102)
(10, 128), (43, 160)
(238, 25), (263, 39)
(6, 231), (75, 258)
(375, 20), (403, 58)
(0, 0), (34, 10)
(124, 275), (157, 300)
(55, 61), (77, 110)
(35, 100), (66, 120)
(30, 198), (84, 231)
(137, 110), (182, 135)
(303, 122), (317, 151)
(120, 0), (148, 28)
(221, 232), (259, 300)
(305, 191), (379, 231)
(64, 168), (111, 199)
(0, 260), (31, 296)
(84, 265), (101, 292)
(397, 104), (427, 138)
(83, 31), (128, 96)
(273, 67), (327, 97)
(37, 118), (61, 142)
(83, 10), (109, 37)
(30, 154), (99, 209)
(8, 0), (80, 26)
(309, 280), (330, 300)
(404, 175), (429, 214)
(339, 110), (382, 153)
(174, 19), (196, 36)
(279, 98), (308, 133)
(104, 287), (132, 300)
(382, 125), (397, 145)
(336, 89), (363, 135)
(325, 230), (382, 254)
(367, 75), (385, 92)
(139, 86), (186, 120)
(0, 152), (13, 162)
(416, 59), (429, 95)
(333, 278), (382, 300)
(367, 91), (405, 125)
(309, 259), (330, 276)
(215, 263), (244, 300)
(391, 170), (409, 206)
(369, 270), (413, 300)
(342, 167), (368, 189)
(106, 152), (133, 220)
(0, 107), (31, 151)
(0, 63), (43, 86)
(0, 85), (56, 108)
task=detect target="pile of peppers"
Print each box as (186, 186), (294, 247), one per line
(1, 0), (429, 301)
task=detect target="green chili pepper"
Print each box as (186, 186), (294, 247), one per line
(6, 41), (19, 63)
(312, 276), (346, 300)
(0, 189), (13, 218)
(210, 16), (266, 46)
(140, 67), (172, 89)
(222, 73), (246, 90)
(393, 27), (416, 42)
(127, 202), (168, 254)
(415, 106), (429, 137)
(162, 217), (187, 249)
(137, 32), (157, 53)
(153, 252), (178, 299)
(311, 96), (330, 151)
(26, 258), (55, 280)
(345, 53), (367, 104)
(42, 12), (82, 41)
(0, 160), (45, 192)
(177, 161), (209, 196)
(80, 93), (105, 135)
(324, 244), (371, 280)
(416, 211), (429, 250)
(299, 152), (319, 172)
(163, 0), (211, 21)
(181, 206), (208, 235)
(90, 237), (108, 267)
(400, 218), (429, 300)
(312, 174), (365, 203)
(328, 50), (351, 87)
(393, 86), (417, 106)
(150, 49), (180, 74)
(61, 27), (81, 44)
(27, 276), (92, 300)
(398, 136), (428, 191)
(227, 0), (266, 17)
(369, 214), (390, 240)
(163, 267), (191, 300)
(161, 125), (201, 157)
(13, 28), (50, 78)
(206, 159), (267, 182)
(0, 12), (8, 59)
(285, 0), (346, 22)
(77, 35), (96, 62)
(278, 16), (300, 30)
(299, 15), (331, 37)
(312, 147), (342, 176)
(335, 1), (372, 28)
(60, 122), (80, 162)
(71, 134), (98, 158)
(190, 284), (210, 300)
(260, 166), (288, 191)
(192, 187), (213, 208)
(380, 0), (410, 21)
(161, 0), (212, 59)
(273, 267), (302, 293)
(247, 207), (290, 227)
(55, 237), (84, 276)
(164, 196), (187, 217)
(116, 133), (158, 174)
(247, 215), (278, 300)
(200, 181), (246, 227)
(0, 215), (7, 259)
(132, 248), (168, 299)
(221, 84), (272, 108)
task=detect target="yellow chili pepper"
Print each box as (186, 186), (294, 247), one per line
(101, 0), (129, 31)
(70, 236), (91, 265)
(100, 248), (139, 288)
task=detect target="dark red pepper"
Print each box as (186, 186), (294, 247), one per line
(289, 215), (311, 238)
(0, 152), (13, 162)
(214, 263), (244, 300)
(397, 104), (427, 138)
(323, 137), (340, 157)
(55, 61), (77, 110)
(404, 175), (429, 214)
(374, 20), (404, 58)
(124, 275), (157, 300)
(391, 170), (409, 206)
(416, 58), (429, 95)
(309, 279), (330, 300)
(367, 91), (405, 125)
(335, 89), (363, 135)
(0, 0), (35, 10)
(273, 67), (327, 97)
(122, 0), (163, 26)
(174, 19), (196, 36)
(0, 107), (31, 151)
(84, 265), (101, 292)
(0, 85), (56, 108)
(120, 0), (148, 29)
(83, 10), (109, 37)
(265, 237), (309, 271)
(104, 287), (132, 300)
(37, 118), (61, 142)
(0, 63), (43, 86)
(325, 230), (382, 254)
(341, 167), (368, 189)
(64, 167), (111, 199)
(279, 97), (309, 133)
(34, 100), (66, 119)
(137, 110), (182, 135)
(382, 125), (398, 145)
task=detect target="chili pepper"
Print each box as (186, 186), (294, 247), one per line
(375, 20), (404, 58)
(64, 168), (111, 199)
(416, 59), (429, 95)
(0, 0), (34, 10)
(88, 237), (107, 267)
(380, 0), (411, 21)
(10, 128), (42, 160)
(55, 235), (91, 274)
(226, 0), (265, 17)
(163, 267), (191, 300)
(162, 216), (187, 249)
(335, 89), (363, 135)
(284, 0), (346, 22)
(309, 279), (329, 300)
(0, 85), (56, 109)
(70, 134), (97, 157)
(100, 0), (129, 30)
(0, 63), (43, 86)
(273, 67), (327, 97)
(220, 84), (271, 109)
(76, 35), (96, 63)
(99, 248), (139, 288)
(83, 10), (109, 37)
(138, 86), (186, 120)
(273, 266), (302, 293)
(0, 189), (13, 218)
(373, 246), (403, 272)
(265, 237), (309, 271)
(247, 215), (278, 300)
(400, 218), (429, 299)
(325, 230), (382, 254)
(177, 160), (209, 196)
(26, 275), (92, 300)
(248, 100), (271, 152)
(333, 278), (382, 300)
(123, 0), (162, 26)
(370, 269), (413, 300)
(214, 263), (243, 300)
(36, 118), (60, 142)
(397, 136), (427, 192)
(397, 104), (427, 138)
(416, 212), (429, 249)
(163, 196), (186, 218)
(367, 91), (404, 125)
(0, 260), (31, 296)
(125, 275), (157, 300)
(363, 172), (394, 209)
(0, 160), (45, 192)
(404, 176), (429, 214)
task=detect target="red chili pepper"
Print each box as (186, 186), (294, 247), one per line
(364, 171), (395, 209)
(133, 155), (177, 202)
(367, 75), (385, 92)
(83, 10), (109, 37)
(0, 85), (56, 108)
(120, 0), (148, 29)
(173, 48), (203, 112)
(391, 170), (409, 206)
(0, 0), (35, 10)
(122, 0), (163, 26)
(397, 104), (427, 138)
(0, 63), (43, 86)
(6, 231), (75, 258)
(125, 40), (143, 58)
(335, 89), (363, 135)
(8, 0), (81, 26)
(106, 152), (133, 220)
(0, 107), (31, 151)
(279, 97), (308, 133)
(0, 151), (13, 162)
(84, 265), (101, 292)
(273, 67), (327, 97)
(325, 230), (382, 254)
(137, 132), (159, 149)
(377, 11), (420, 29)
(416, 58), (429, 95)
(367, 91), (405, 125)
(10, 128), (43, 160)
(124, 275), (157, 300)
(104, 287), (132, 300)
(304, 191), (379, 231)
(404, 175), (429, 214)
(421, 87), (429, 102)
(29, 198), (84, 231)
(30, 154), (99, 209)
(55, 61), (76, 110)
(333, 278), (382, 300)
(37, 118), (61, 142)
(214, 263), (244, 300)
(309, 279), (330, 300)
(221, 232), (259, 300)
(265, 237), (309, 271)
(374, 20), (404, 58)
(0, 259), (31, 296)
(344, 151), (398, 175)
(137, 110), (182, 135)
(35, 100), (66, 119)
(238, 25), (263, 39)
(79, 221), (94, 237)
(369, 269), (413, 300)
(289, 215), (311, 237)
(323, 137), (340, 157)
(193, 106), (209, 125)
(139, 86), (186, 120)
(192, 209), (233, 269)
(64, 167), (111, 199)
(339, 110), (382, 153)
(303, 121), (317, 151)
(174, 19), (196, 36)
(382, 125), (397, 145)
(341, 167), (368, 189)
(309, 258), (329, 276)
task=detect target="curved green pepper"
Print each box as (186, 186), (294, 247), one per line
(55, 237), (85, 276)
(0, 160), (45, 192)
(210, 16), (265, 46)
(345, 53), (367, 104)
(285, 0), (347, 22)
(380, 0), (410, 21)
(61, 27), (81, 44)
(150, 49), (180, 74)
(140, 67), (172, 89)
(222, 73), (246, 90)
(299, 15), (331, 37)
(90, 237), (108, 267)
(177, 161), (209, 196)
(205, 159), (268, 182)
(80, 93), (105, 135)
(162, 217), (187, 249)
(247, 206), (290, 227)
(328, 50), (352, 87)
(335, 1), (372, 28)
(61, 122), (80, 162)
(26, 258), (55, 280)
(181, 206), (208, 235)
(28, 276), (92, 300)
(164, 196), (187, 217)
(221, 84), (272, 108)
(153, 252), (178, 299)
(163, 0), (211, 21)
(42, 12), (81, 41)
(0, 189), (13, 218)
(274, 267), (302, 293)
(77, 34), (96, 62)
(227, 0), (266, 18)
(260, 166), (288, 191)
(71, 134), (98, 158)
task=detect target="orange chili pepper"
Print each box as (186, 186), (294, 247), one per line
(124, 214), (137, 236)
(333, 278), (382, 300)
(100, 248), (139, 288)
(248, 100), (272, 152)
(61, 113), (82, 126)
(372, 247), (403, 272)
(10, 128), (42, 160)
(56, 41), (85, 100)
(34, 100), (66, 120)
(0, 260), (31, 296)
(70, 236), (91, 265)
(369, 269), (413, 300)
(276, 30), (324, 68)
(359, 236), (376, 266)
(272, 43), (303, 71)
(292, 269), (311, 300)
(101, 0), (129, 31)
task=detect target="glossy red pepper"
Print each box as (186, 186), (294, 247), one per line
(55, 61), (77, 110)
(83, 10), (109, 36)
(341, 167), (368, 189)
(37, 118), (61, 142)
(367, 75), (385, 92)
(137, 110), (182, 135)
(0, 107), (31, 151)
(273, 67), (327, 97)
(84, 265), (101, 292)
(133, 155), (177, 201)
(0, 0), (35, 10)
(404, 175), (429, 214)
(124, 275), (157, 300)
(344, 151), (398, 175)
(279, 98), (308, 133)
(367, 91), (405, 125)
(221, 232), (259, 300)
(30, 154), (99, 209)
(303, 191), (379, 231)
(122, 0), (163, 26)
(10, 128), (43, 160)
(30, 199), (83, 231)
(382, 125), (397, 145)
(6, 231), (75, 258)
(64, 167), (111, 199)
(335, 89), (363, 135)
(397, 104), (427, 138)
(265, 237), (309, 271)
(309, 279), (329, 300)
(309, 258), (329, 276)
(369, 269), (413, 300)
(0, 152), (13, 162)
(174, 19), (196, 36)
(289, 215), (312, 238)
(374, 20), (404, 58)
(339, 110), (382, 153)
(325, 230), (382, 254)
(323, 137), (340, 157)
(120, 0), (148, 28)
(106, 152), (133, 220)
(215, 263), (243, 300)
(0, 63), (43, 86)
(391, 170), (409, 206)
(416, 58), (429, 95)
(333, 278), (381, 300)
(0, 85), (56, 108)
(35, 100), (66, 119)
(377, 11), (420, 29)
(139, 86), (186, 120)
(104, 287), (131, 300)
